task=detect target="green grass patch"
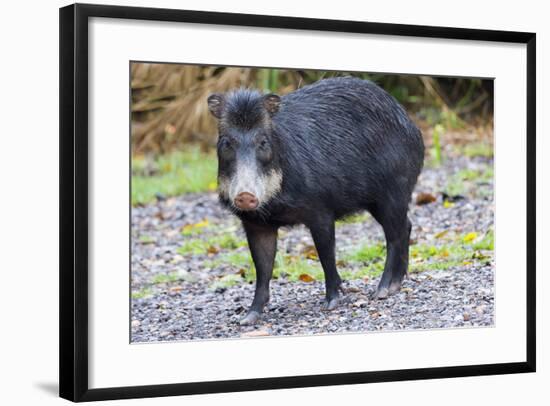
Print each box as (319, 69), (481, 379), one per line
(207, 251), (325, 283)
(411, 244), (458, 259)
(344, 232), (494, 275)
(206, 251), (249, 266)
(277, 257), (323, 281)
(410, 231), (494, 272)
(462, 142), (494, 158)
(206, 251), (256, 283)
(411, 242), (469, 261)
(446, 167), (494, 196)
(220, 247), (385, 283)
(457, 167), (494, 182)
(132, 146), (218, 205)
(471, 230), (494, 251)
(336, 212), (370, 226)
(223, 251), (254, 268)
(208, 234), (248, 250)
(201, 230), (495, 287)
(151, 272), (181, 284)
(345, 243), (385, 263)
(178, 227), (247, 257)
(131, 287), (154, 300)
(340, 264), (384, 280)
(181, 219), (210, 236)
(177, 239), (210, 256)
(209, 274), (243, 291)
(410, 259), (463, 273)
(138, 235), (155, 244)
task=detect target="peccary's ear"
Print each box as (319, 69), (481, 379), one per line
(263, 94), (281, 116)
(207, 93), (225, 119)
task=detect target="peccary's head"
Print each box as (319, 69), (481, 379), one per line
(207, 89), (283, 212)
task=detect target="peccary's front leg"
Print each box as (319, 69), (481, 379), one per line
(308, 214), (342, 311)
(239, 221), (278, 326)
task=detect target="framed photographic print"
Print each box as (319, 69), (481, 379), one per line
(59, 3), (536, 402)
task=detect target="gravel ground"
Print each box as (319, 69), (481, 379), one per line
(131, 156), (494, 342)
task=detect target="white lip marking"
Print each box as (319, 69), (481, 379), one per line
(229, 159), (263, 202)
(218, 161), (282, 209)
(263, 169), (282, 201)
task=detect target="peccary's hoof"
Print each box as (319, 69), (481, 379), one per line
(239, 311), (261, 326)
(322, 297), (339, 311)
(374, 287), (389, 300)
(389, 280), (403, 295)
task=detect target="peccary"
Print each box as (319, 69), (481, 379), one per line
(207, 76), (424, 325)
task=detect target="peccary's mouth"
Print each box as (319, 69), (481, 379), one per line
(218, 166), (282, 211)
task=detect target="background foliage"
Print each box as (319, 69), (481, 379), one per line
(131, 63), (494, 205)
(131, 63), (493, 154)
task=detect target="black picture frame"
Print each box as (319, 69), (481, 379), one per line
(59, 3), (536, 402)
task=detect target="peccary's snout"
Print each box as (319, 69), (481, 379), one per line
(234, 192), (258, 211)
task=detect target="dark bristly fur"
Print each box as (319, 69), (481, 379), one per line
(208, 77), (424, 325)
(222, 89), (267, 130)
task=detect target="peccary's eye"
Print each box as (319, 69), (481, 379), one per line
(218, 138), (228, 150)
(218, 138), (235, 161)
(258, 138), (269, 150)
(256, 137), (272, 163)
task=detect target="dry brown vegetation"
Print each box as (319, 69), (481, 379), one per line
(131, 64), (253, 153)
(131, 63), (493, 155)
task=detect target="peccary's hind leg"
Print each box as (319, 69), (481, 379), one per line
(388, 218), (412, 294)
(370, 204), (411, 299)
(308, 214), (342, 311)
(240, 221), (278, 326)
